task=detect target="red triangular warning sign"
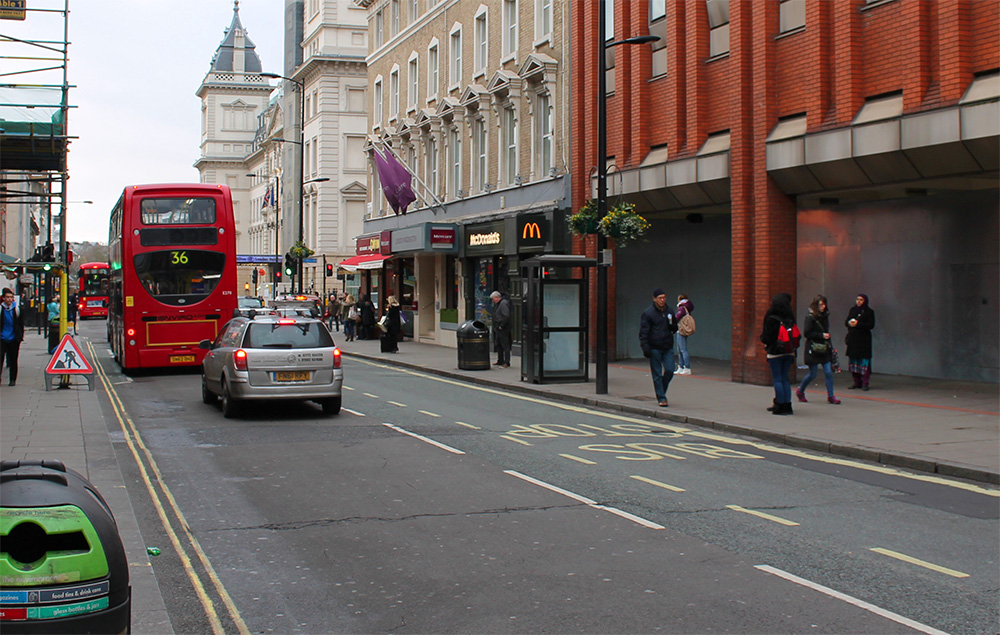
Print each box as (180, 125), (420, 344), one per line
(45, 334), (94, 375)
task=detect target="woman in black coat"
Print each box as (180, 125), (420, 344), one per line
(382, 296), (401, 353)
(796, 295), (840, 404)
(358, 294), (376, 340)
(759, 292), (797, 415)
(845, 293), (876, 390)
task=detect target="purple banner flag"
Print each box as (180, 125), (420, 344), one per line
(374, 147), (416, 215)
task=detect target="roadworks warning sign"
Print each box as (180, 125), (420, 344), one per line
(45, 335), (94, 375)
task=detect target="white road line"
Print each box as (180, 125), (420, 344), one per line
(503, 470), (664, 530)
(559, 454), (597, 465)
(342, 408), (365, 417)
(755, 565), (950, 635)
(418, 409), (441, 418)
(500, 435), (532, 446)
(630, 475), (685, 492)
(387, 400), (407, 407)
(454, 421), (480, 430)
(727, 504), (800, 526)
(342, 385), (355, 391)
(363, 392), (380, 399)
(870, 548), (970, 578)
(383, 423), (465, 454)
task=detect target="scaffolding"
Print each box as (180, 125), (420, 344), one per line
(1, 0), (75, 337)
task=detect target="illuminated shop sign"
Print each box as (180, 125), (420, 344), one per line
(468, 232), (501, 246)
(517, 214), (549, 250)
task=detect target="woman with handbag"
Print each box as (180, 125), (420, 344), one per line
(674, 294), (695, 375)
(796, 295), (841, 404)
(342, 294), (357, 341)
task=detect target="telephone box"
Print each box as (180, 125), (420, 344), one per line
(520, 255), (596, 384)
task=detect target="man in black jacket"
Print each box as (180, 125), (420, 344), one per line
(639, 288), (677, 407)
(0, 288), (26, 386)
(491, 291), (511, 367)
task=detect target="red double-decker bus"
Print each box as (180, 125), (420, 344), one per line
(108, 184), (238, 370)
(76, 262), (110, 319)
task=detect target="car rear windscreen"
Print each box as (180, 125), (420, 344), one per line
(245, 323), (334, 349)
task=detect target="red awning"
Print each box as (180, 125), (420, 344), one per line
(338, 254), (390, 272)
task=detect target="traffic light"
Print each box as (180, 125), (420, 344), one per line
(252, 268), (258, 285)
(326, 263), (334, 277)
(283, 252), (296, 277)
(273, 263), (282, 281)
(42, 242), (54, 262)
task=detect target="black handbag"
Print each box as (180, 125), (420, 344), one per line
(810, 340), (830, 355)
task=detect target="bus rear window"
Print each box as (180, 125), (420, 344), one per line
(140, 198), (217, 225)
(133, 250), (225, 306)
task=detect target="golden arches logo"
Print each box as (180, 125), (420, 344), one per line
(522, 222), (542, 240)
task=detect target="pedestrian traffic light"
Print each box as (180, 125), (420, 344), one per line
(273, 263), (282, 281)
(326, 263), (334, 277)
(283, 252), (296, 277)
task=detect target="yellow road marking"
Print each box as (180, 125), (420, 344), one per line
(455, 421), (481, 430)
(870, 548), (970, 578)
(630, 475), (685, 492)
(343, 385), (355, 390)
(363, 392), (380, 399)
(419, 410), (441, 417)
(559, 454), (596, 465)
(352, 358), (999, 497)
(89, 343), (249, 635)
(726, 504), (800, 526)
(387, 400), (407, 407)
(500, 435), (532, 446)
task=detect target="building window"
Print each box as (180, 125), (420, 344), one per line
(536, 0), (552, 41)
(536, 92), (552, 176)
(408, 55), (419, 109)
(503, 0), (518, 58)
(345, 135), (367, 171)
(390, 68), (400, 119)
(410, 0), (419, 23)
(347, 87), (365, 112)
(304, 140), (311, 176)
(649, 0), (667, 77)
(427, 136), (438, 195)
(707, 0), (729, 57)
(375, 8), (384, 48)
(503, 106), (517, 185)
(450, 26), (462, 88)
(779, 0), (805, 34)
(474, 117), (487, 192)
(374, 78), (383, 126)
(391, 0), (400, 36)
(450, 127), (462, 198)
(311, 138), (318, 178)
(475, 10), (488, 76)
(428, 43), (439, 99)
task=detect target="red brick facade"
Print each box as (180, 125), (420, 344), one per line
(571, 0), (999, 384)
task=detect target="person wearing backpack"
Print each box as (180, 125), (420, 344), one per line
(796, 295), (841, 405)
(674, 294), (695, 375)
(759, 292), (799, 415)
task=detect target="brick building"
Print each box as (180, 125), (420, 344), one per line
(572, 0), (999, 383)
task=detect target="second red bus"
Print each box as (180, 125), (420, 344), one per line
(76, 262), (110, 319)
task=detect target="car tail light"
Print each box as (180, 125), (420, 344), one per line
(77, 302), (84, 310)
(333, 347), (342, 369)
(278, 318), (295, 325)
(126, 328), (135, 337)
(233, 349), (248, 371)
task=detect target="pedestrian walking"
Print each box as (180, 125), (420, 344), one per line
(639, 288), (678, 407)
(845, 293), (876, 391)
(796, 295), (841, 405)
(326, 292), (341, 332)
(674, 294), (695, 374)
(358, 294), (376, 340)
(760, 292), (798, 415)
(491, 291), (512, 367)
(342, 293), (357, 341)
(0, 288), (26, 387)
(381, 296), (402, 353)
(46, 293), (61, 354)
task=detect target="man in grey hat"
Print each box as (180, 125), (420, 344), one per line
(639, 288), (677, 407)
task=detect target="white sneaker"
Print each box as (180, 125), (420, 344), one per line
(678, 368), (691, 375)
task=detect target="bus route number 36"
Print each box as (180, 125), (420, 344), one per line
(171, 251), (189, 265)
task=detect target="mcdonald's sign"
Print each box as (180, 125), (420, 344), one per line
(517, 214), (549, 249)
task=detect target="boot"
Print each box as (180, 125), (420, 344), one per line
(766, 399), (777, 412)
(784, 402), (793, 415)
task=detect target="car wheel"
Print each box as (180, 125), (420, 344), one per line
(201, 374), (217, 404)
(322, 397), (342, 415)
(221, 378), (240, 418)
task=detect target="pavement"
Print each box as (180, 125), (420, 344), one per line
(1, 326), (997, 634)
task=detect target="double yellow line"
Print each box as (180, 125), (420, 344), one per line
(88, 342), (249, 635)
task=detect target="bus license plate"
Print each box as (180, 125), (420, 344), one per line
(170, 355), (195, 364)
(275, 371), (309, 382)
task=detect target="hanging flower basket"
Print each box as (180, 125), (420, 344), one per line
(568, 199), (601, 236)
(599, 202), (649, 247)
(289, 241), (315, 260)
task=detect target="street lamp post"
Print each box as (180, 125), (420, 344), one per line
(596, 1), (659, 394)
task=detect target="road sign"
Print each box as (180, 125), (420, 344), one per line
(44, 334), (96, 391)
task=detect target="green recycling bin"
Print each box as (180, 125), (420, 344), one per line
(0, 460), (131, 634)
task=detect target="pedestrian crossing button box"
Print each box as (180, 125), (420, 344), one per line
(0, 460), (130, 634)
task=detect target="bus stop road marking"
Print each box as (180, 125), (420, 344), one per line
(630, 475), (685, 492)
(726, 505), (800, 526)
(869, 548), (969, 578)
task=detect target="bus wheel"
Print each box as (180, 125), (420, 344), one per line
(201, 375), (217, 404)
(322, 397), (341, 416)
(221, 378), (240, 418)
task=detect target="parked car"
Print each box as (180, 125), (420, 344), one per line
(199, 314), (343, 418)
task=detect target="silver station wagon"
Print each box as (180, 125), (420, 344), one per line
(199, 314), (343, 418)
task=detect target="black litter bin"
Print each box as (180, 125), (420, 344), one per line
(0, 460), (131, 634)
(456, 320), (491, 370)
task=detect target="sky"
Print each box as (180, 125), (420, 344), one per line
(5, 0), (285, 244)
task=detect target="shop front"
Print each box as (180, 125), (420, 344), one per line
(387, 223), (459, 342)
(338, 233), (390, 310)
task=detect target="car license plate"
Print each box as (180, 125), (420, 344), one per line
(275, 371), (309, 382)
(170, 355), (195, 364)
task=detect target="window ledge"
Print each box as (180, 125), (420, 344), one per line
(860, 0), (898, 11)
(501, 53), (517, 65)
(533, 35), (551, 49)
(775, 25), (806, 40)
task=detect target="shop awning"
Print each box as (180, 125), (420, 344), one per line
(338, 254), (390, 272)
